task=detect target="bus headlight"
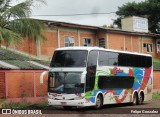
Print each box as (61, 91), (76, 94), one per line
(74, 97), (83, 100)
(48, 95), (52, 99)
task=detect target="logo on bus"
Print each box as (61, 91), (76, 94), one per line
(52, 94), (62, 97)
(111, 67), (124, 75)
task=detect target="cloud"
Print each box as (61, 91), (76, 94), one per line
(29, 0), (145, 26)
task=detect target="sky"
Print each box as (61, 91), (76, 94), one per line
(16, 0), (145, 26)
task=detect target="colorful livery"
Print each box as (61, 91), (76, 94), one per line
(40, 47), (153, 109)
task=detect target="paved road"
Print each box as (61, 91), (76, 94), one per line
(28, 99), (160, 114)
(2, 100), (159, 117)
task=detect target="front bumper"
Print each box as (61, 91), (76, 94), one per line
(48, 98), (94, 107)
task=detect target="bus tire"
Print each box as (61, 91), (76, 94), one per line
(132, 93), (138, 105)
(63, 106), (72, 110)
(95, 94), (103, 109)
(138, 92), (144, 105)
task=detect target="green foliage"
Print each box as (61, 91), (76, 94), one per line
(153, 58), (160, 70)
(102, 24), (116, 29)
(153, 58), (160, 63)
(153, 62), (160, 70)
(0, 0), (47, 46)
(2, 99), (48, 109)
(36, 100), (48, 107)
(2, 101), (32, 109)
(153, 93), (160, 100)
(114, 0), (160, 33)
(0, 99), (5, 105)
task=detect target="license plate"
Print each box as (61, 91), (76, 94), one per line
(61, 102), (67, 105)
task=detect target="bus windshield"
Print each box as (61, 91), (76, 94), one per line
(48, 72), (84, 94)
(50, 50), (88, 67)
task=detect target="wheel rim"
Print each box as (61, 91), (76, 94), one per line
(139, 94), (143, 104)
(96, 97), (101, 108)
(133, 95), (137, 105)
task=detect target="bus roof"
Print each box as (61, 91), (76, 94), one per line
(56, 46), (152, 57)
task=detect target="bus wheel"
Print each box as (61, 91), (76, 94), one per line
(138, 93), (144, 105)
(63, 106), (72, 110)
(132, 93), (138, 105)
(95, 94), (103, 109)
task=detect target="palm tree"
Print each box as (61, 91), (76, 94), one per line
(0, 0), (47, 51)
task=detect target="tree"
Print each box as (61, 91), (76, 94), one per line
(114, 0), (160, 33)
(102, 24), (117, 29)
(0, 0), (46, 47)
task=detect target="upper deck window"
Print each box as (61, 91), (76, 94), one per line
(50, 50), (88, 67)
(98, 51), (152, 68)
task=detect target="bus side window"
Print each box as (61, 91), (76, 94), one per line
(86, 50), (98, 92)
(108, 52), (118, 66)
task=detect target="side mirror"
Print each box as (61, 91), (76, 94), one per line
(75, 83), (81, 87)
(81, 71), (86, 83)
(40, 71), (48, 84)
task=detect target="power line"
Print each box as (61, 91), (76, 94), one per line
(31, 12), (116, 17)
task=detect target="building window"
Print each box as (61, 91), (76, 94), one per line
(64, 36), (74, 47)
(157, 42), (160, 52)
(83, 38), (91, 46)
(98, 38), (105, 48)
(146, 44), (153, 52)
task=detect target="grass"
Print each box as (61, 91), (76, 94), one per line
(153, 58), (160, 70)
(2, 100), (48, 109)
(2, 101), (32, 109)
(37, 100), (48, 107)
(0, 99), (5, 107)
(153, 93), (160, 100)
(153, 57), (160, 63)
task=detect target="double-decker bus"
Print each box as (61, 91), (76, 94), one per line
(40, 47), (153, 109)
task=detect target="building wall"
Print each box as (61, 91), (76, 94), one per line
(40, 31), (58, 58)
(156, 53), (160, 59)
(60, 29), (79, 47)
(8, 72), (34, 98)
(125, 35), (132, 51)
(80, 31), (96, 46)
(97, 32), (107, 48)
(15, 38), (37, 56)
(1, 25), (158, 59)
(142, 37), (156, 57)
(1, 37), (37, 56)
(0, 70), (48, 98)
(153, 71), (160, 93)
(132, 35), (139, 52)
(58, 28), (96, 48)
(106, 33), (156, 57)
(108, 33), (124, 50)
(107, 33), (140, 52)
(0, 72), (5, 98)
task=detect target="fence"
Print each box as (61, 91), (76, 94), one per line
(0, 70), (48, 99)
